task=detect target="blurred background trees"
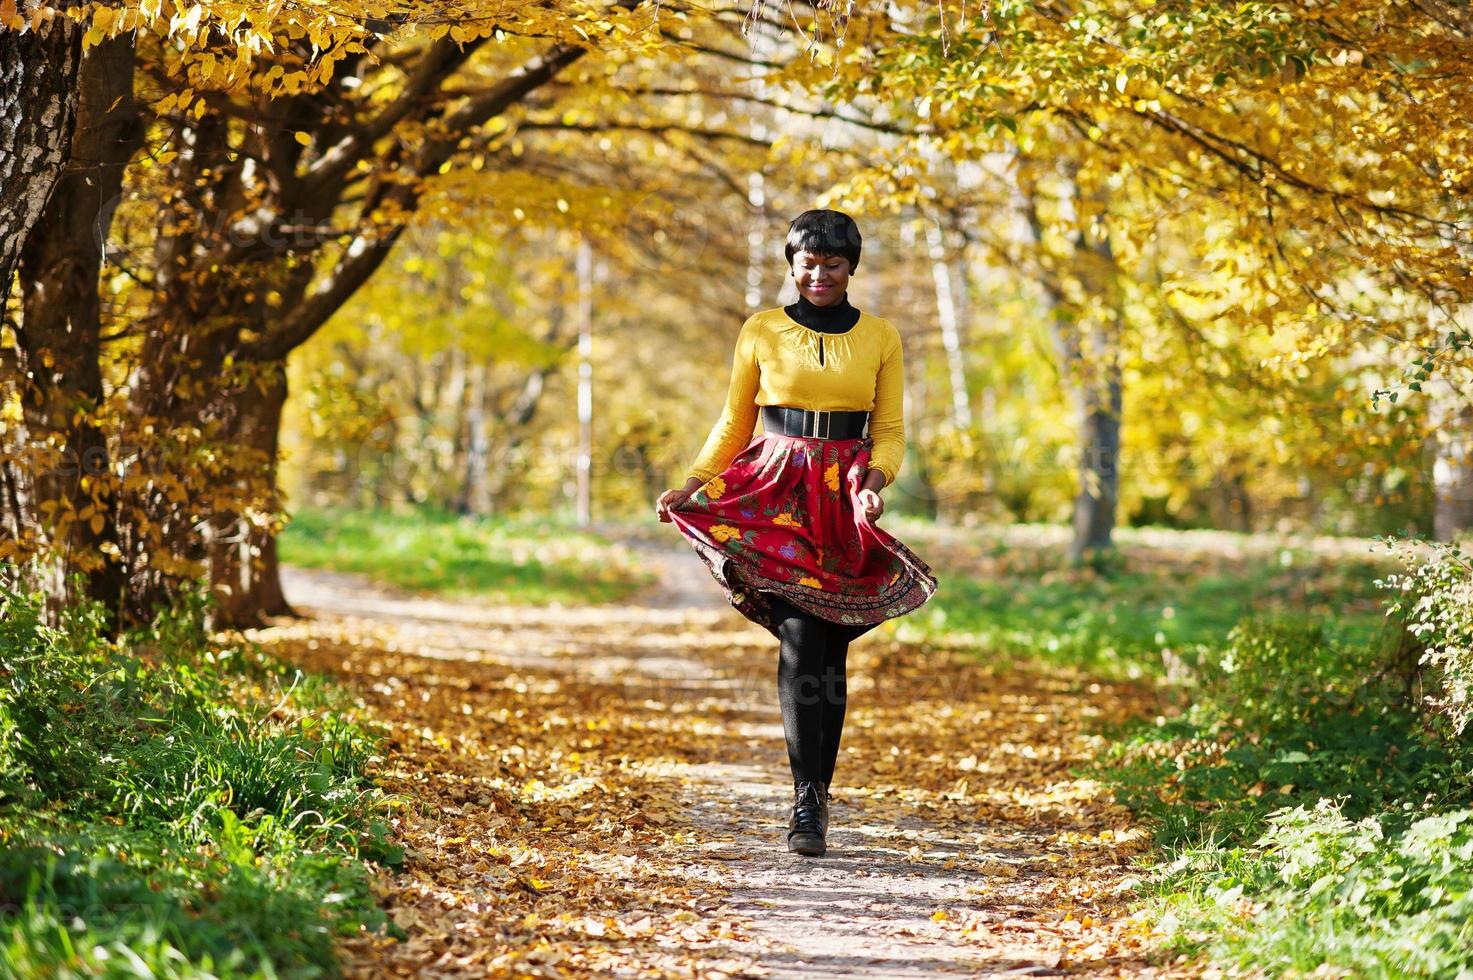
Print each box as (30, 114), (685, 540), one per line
(2, 0), (1470, 630)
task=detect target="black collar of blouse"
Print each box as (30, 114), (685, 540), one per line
(786, 291), (861, 333)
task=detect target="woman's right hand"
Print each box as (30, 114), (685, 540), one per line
(655, 484), (697, 523)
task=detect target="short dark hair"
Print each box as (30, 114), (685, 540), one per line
(784, 209), (861, 273)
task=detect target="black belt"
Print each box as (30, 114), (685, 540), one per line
(762, 405), (869, 440)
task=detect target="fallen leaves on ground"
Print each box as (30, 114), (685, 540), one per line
(251, 556), (1197, 978)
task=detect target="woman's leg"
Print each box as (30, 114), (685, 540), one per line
(817, 625), (853, 787)
(771, 595), (834, 785)
(770, 595), (862, 785)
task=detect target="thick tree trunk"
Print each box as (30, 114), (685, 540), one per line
(0, 8), (82, 297)
(9, 35), (140, 624)
(0, 8), (83, 601)
(206, 361), (297, 628)
(245, 369), (296, 621)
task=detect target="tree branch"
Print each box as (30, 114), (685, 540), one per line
(244, 41), (591, 362)
(302, 38), (489, 200)
(515, 118), (771, 147)
(617, 84), (918, 136)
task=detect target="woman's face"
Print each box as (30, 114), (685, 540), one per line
(790, 249), (851, 306)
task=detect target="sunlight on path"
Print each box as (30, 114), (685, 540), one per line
(252, 524), (1186, 978)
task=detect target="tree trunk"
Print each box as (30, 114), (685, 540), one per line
(0, 9), (82, 297)
(457, 360), (491, 516)
(1068, 343), (1123, 562)
(5, 33), (138, 626)
(1020, 174), (1125, 565)
(206, 361), (297, 628)
(925, 212), (973, 430)
(0, 9), (83, 602)
(575, 238), (594, 527)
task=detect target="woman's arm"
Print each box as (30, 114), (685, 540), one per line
(685, 316), (761, 484)
(865, 321), (905, 488)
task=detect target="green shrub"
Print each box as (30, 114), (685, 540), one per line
(0, 585), (397, 977)
(1095, 543), (1473, 978)
(0, 586), (136, 803)
(0, 820), (376, 978)
(1194, 617), (1353, 728)
(1377, 535), (1473, 737)
(1144, 801), (1473, 978)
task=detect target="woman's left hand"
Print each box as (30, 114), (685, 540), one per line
(857, 487), (884, 522)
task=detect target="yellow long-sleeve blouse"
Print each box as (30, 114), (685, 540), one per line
(685, 306), (906, 488)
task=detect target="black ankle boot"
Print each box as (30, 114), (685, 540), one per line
(787, 779), (827, 856)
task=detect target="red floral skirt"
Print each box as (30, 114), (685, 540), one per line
(669, 431), (939, 640)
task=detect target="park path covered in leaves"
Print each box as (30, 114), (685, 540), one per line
(251, 524), (1187, 978)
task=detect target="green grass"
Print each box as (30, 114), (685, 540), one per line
(1137, 802), (1473, 979)
(903, 524), (1473, 976)
(0, 584), (401, 978)
(278, 505), (656, 604)
(1082, 611), (1473, 977)
(898, 525), (1392, 679)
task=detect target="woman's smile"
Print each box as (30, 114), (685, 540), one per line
(791, 248), (851, 305)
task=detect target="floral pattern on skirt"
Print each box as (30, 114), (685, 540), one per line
(669, 432), (939, 640)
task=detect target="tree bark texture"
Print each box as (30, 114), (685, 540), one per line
(9, 35), (139, 622)
(0, 7), (82, 297)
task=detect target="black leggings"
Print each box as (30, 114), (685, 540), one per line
(767, 594), (868, 786)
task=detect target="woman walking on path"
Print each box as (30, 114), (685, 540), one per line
(654, 209), (939, 857)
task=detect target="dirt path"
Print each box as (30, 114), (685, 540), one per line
(254, 525), (1176, 978)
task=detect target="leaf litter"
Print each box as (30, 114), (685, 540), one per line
(251, 538), (1201, 978)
